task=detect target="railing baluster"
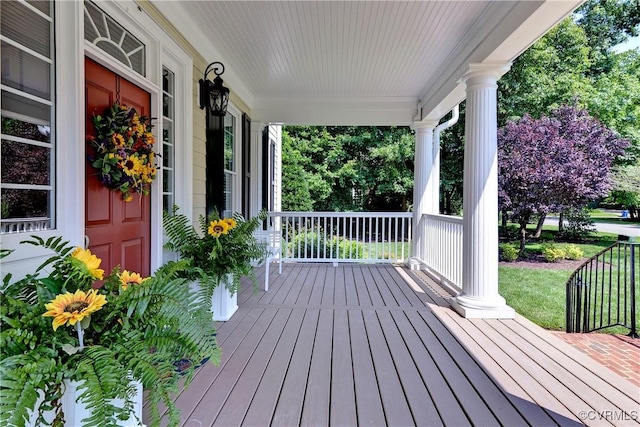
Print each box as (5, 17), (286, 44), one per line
(630, 244), (637, 338)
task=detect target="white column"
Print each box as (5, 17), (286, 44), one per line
(451, 63), (515, 319)
(250, 122), (266, 217)
(410, 120), (437, 264)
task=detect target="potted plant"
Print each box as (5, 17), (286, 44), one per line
(162, 207), (268, 320)
(0, 236), (219, 427)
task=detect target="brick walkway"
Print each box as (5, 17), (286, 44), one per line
(553, 332), (640, 387)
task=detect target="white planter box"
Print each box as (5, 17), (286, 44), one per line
(211, 278), (238, 321)
(28, 379), (144, 426)
(188, 277), (238, 321)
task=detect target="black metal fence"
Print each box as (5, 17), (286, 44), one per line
(566, 242), (639, 336)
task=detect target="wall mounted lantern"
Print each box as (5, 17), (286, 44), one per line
(199, 61), (229, 117)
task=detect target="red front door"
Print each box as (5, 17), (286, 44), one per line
(85, 58), (151, 276)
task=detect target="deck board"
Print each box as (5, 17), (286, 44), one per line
(375, 310), (443, 426)
(271, 308), (319, 427)
(150, 263), (640, 427)
(241, 308), (306, 426)
(348, 309), (386, 426)
(329, 308), (357, 427)
(212, 308), (293, 427)
(300, 308), (333, 425)
(362, 309), (414, 426)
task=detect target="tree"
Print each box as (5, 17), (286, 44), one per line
(498, 19), (593, 125)
(281, 131), (313, 211)
(439, 105), (465, 216)
(498, 105), (629, 253)
(575, 0), (640, 75)
(608, 161), (640, 219)
(281, 126), (414, 212)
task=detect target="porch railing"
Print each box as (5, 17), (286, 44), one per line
(267, 211), (412, 266)
(418, 213), (463, 291)
(566, 242), (639, 336)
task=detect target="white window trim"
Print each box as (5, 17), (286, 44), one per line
(225, 103), (243, 215)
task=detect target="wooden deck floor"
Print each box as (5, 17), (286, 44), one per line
(151, 263), (640, 427)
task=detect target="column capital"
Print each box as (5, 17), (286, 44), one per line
(411, 119), (439, 132)
(462, 62), (511, 84)
(251, 121), (266, 133)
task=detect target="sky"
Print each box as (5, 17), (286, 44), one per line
(613, 36), (640, 52)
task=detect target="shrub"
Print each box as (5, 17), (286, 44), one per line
(287, 229), (364, 259)
(542, 243), (566, 262)
(333, 237), (364, 259)
(288, 230), (325, 258)
(558, 207), (596, 241)
(564, 244), (584, 260)
(500, 243), (519, 262)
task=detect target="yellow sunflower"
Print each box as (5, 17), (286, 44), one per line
(70, 247), (104, 280)
(111, 133), (125, 148)
(144, 132), (155, 145)
(43, 289), (107, 331)
(118, 270), (148, 290)
(121, 155), (144, 177)
(123, 193), (134, 202)
(208, 219), (230, 238)
(223, 217), (237, 230)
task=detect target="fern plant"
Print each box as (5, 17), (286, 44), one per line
(163, 206), (268, 300)
(0, 236), (219, 427)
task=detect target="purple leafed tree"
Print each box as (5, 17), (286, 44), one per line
(498, 105), (629, 253)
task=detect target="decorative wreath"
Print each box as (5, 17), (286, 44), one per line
(87, 103), (158, 202)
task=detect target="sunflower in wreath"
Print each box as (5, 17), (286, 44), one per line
(87, 103), (158, 202)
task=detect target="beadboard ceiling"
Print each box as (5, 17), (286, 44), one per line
(150, 1), (583, 125)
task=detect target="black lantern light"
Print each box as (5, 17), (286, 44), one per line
(199, 61), (229, 116)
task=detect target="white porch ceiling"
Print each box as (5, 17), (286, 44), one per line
(150, 0), (583, 126)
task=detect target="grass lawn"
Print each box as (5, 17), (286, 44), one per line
(498, 225), (637, 333)
(499, 266), (573, 330)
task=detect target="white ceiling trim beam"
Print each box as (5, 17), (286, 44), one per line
(252, 97), (417, 126)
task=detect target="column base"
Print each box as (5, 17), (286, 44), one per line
(407, 257), (424, 270)
(449, 294), (515, 319)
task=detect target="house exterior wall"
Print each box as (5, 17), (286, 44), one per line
(139, 1), (256, 225)
(1, 0), (271, 280)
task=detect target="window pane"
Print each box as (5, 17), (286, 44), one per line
(1, 41), (52, 100)
(26, 0), (51, 15)
(1, 1), (51, 57)
(1, 140), (51, 185)
(1, 90), (51, 123)
(162, 121), (173, 168)
(162, 169), (172, 193)
(163, 195), (174, 213)
(84, 1), (145, 75)
(224, 114), (234, 171)
(1, 188), (51, 219)
(162, 67), (175, 213)
(1, 115), (50, 142)
(223, 171), (233, 218)
(0, 0), (54, 233)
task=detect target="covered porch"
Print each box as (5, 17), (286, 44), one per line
(150, 263), (639, 427)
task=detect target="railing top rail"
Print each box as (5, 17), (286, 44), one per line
(422, 213), (463, 223)
(269, 211), (413, 219)
(566, 241), (638, 284)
